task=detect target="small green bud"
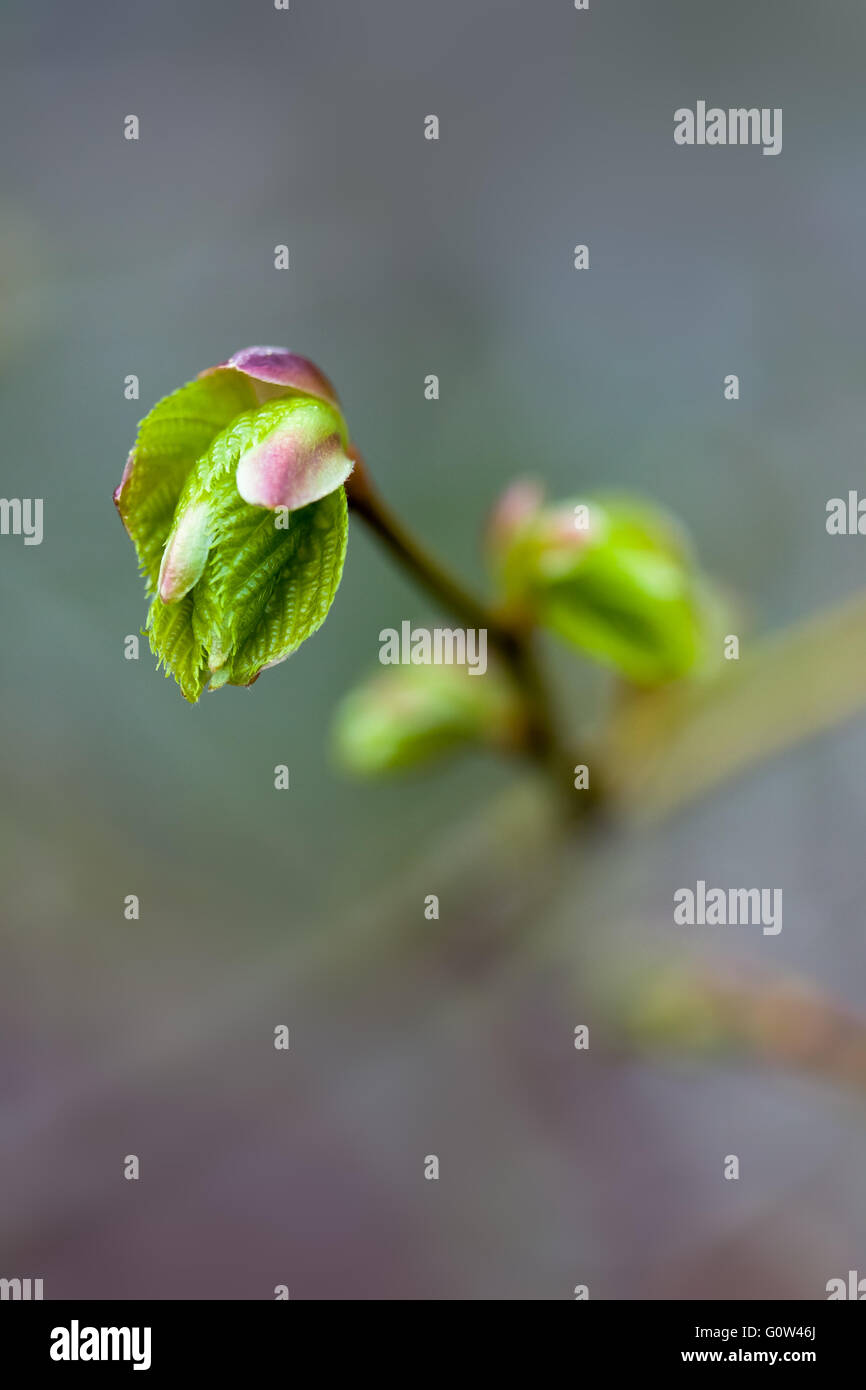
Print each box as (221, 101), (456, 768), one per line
(332, 661), (523, 776)
(489, 484), (709, 685)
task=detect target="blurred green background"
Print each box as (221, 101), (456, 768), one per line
(1, 0), (865, 1298)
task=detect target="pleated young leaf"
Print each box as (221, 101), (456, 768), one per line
(115, 346), (354, 702)
(146, 592), (210, 704)
(145, 396), (351, 700)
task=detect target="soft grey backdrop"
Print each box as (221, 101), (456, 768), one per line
(0, 0), (864, 1298)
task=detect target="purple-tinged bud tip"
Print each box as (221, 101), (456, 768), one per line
(236, 403), (354, 512)
(487, 479), (545, 553)
(201, 346), (340, 409)
(114, 451), (135, 504)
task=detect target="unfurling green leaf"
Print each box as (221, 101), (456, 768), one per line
(115, 371), (257, 591)
(148, 487), (347, 702)
(332, 661), (523, 776)
(489, 485), (713, 686)
(114, 348), (353, 701)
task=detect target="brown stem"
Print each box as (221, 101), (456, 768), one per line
(345, 448), (577, 811)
